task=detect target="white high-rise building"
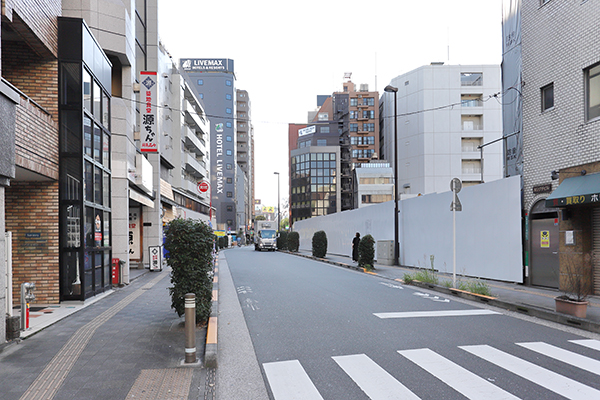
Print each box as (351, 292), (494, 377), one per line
(380, 63), (503, 195)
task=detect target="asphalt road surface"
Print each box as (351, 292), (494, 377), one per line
(226, 246), (600, 400)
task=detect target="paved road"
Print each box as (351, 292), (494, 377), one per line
(225, 246), (600, 399)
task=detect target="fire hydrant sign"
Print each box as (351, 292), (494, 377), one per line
(541, 230), (550, 248)
(140, 71), (158, 153)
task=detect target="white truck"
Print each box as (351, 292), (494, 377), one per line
(255, 220), (278, 251)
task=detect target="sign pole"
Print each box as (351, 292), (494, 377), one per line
(450, 178), (462, 289)
(453, 198), (456, 288)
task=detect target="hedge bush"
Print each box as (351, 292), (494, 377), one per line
(288, 231), (300, 252)
(312, 230), (327, 258)
(277, 231), (288, 250)
(359, 234), (375, 271)
(164, 218), (214, 323)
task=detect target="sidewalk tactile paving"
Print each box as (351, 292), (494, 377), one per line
(126, 369), (193, 399)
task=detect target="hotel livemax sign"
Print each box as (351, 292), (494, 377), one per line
(180, 58), (234, 73)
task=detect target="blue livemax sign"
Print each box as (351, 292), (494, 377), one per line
(180, 58), (234, 73)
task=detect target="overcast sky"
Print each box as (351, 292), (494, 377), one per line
(158, 0), (504, 211)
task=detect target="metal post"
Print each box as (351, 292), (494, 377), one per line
(184, 293), (196, 363)
(20, 282), (35, 331)
(453, 202), (456, 288)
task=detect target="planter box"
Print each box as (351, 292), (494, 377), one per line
(555, 297), (588, 318)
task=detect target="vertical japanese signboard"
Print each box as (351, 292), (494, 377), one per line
(140, 71), (158, 153)
(129, 207), (141, 259)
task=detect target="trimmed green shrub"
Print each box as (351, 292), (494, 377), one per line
(277, 231), (288, 250)
(358, 234), (375, 271)
(214, 235), (220, 251)
(312, 230), (327, 258)
(288, 231), (300, 252)
(164, 218), (214, 323)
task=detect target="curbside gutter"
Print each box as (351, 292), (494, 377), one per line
(283, 250), (600, 335)
(204, 259), (219, 368)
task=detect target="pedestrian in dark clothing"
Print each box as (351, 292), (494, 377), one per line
(352, 232), (361, 262)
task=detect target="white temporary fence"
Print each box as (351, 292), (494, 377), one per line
(294, 176), (523, 283)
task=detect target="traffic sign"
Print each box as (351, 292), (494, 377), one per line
(450, 178), (462, 193)
(198, 181), (210, 194)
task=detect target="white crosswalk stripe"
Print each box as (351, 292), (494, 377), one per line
(398, 348), (519, 400)
(263, 360), (324, 400)
(570, 339), (600, 352)
(460, 344), (600, 400)
(333, 354), (420, 400)
(263, 341), (600, 400)
(517, 341), (600, 376)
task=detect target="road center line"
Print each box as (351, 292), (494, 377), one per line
(374, 309), (499, 319)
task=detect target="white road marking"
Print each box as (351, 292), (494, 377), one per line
(517, 342), (600, 376)
(263, 360), (323, 400)
(374, 309), (499, 319)
(333, 354), (420, 399)
(460, 345), (600, 400)
(570, 339), (600, 352)
(399, 348), (519, 400)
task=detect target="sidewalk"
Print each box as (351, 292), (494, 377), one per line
(8, 267), (150, 339)
(290, 249), (600, 333)
(0, 267), (210, 400)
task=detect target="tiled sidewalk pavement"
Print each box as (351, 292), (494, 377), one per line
(0, 268), (208, 400)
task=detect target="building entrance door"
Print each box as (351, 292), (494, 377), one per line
(530, 218), (559, 288)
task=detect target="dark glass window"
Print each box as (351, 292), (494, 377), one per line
(541, 83), (554, 111)
(83, 69), (92, 111)
(84, 116), (92, 157)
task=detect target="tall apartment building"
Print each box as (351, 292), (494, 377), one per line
(181, 59), (238, 233)
(289, 79), (381, 225)
(380, 63), (503, 196)
(236, 89), (254, 231)
(504, 0), (600, 292)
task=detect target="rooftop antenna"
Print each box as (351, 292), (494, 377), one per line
(374, 52), (378, 92)
(447, 27), (450, 63)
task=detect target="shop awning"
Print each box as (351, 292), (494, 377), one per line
(545, 173), (600, 208)
(129, 188), (155, 208)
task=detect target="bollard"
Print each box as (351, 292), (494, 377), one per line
(20, 282), (36, 331)
(184, 293), (196, 363)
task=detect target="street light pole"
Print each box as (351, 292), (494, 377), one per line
(274, 172), (280, 232)
(384, 85), (399, 266)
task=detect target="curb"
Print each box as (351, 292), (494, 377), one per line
(204, 255), (219, 368)
(284, 251), (600, 334)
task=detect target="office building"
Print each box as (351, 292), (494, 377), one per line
(380, 63), (503, 196)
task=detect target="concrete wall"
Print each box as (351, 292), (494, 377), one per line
(295, 175), (523, 283)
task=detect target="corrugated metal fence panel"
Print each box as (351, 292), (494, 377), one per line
(592, 209), (600, 295)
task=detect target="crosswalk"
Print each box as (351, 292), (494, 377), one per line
(263, 339), (600, 399)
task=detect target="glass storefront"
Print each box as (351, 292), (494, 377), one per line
(58, 18), (112, 300)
